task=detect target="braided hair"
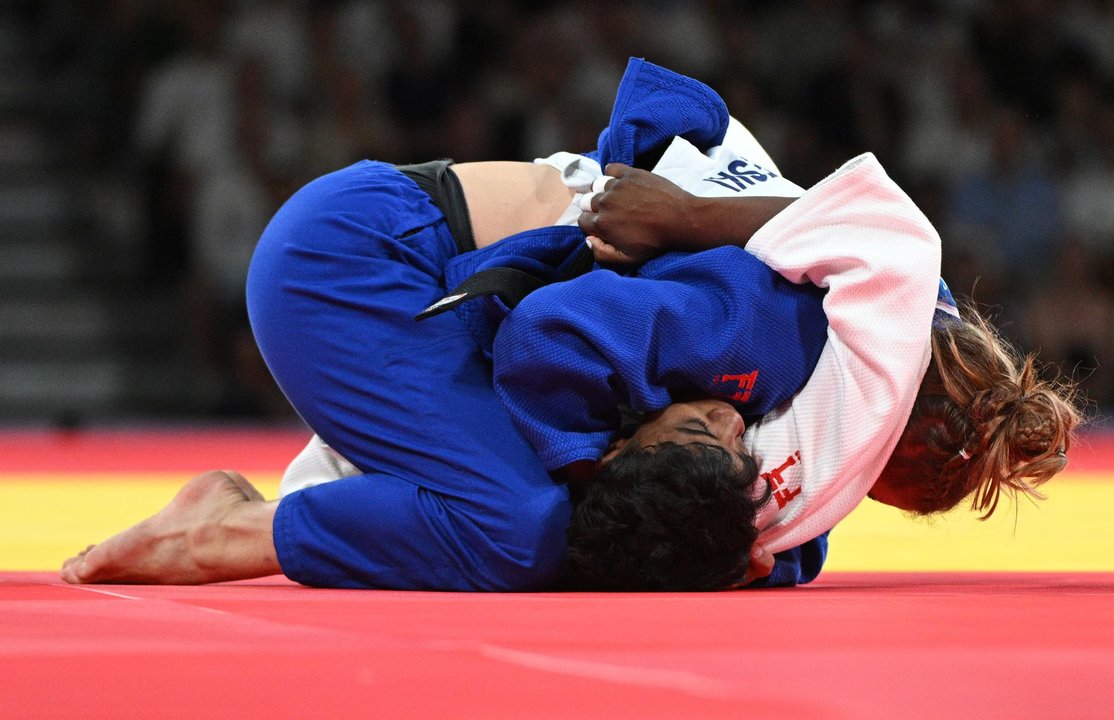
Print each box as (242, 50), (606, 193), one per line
(882, 301), (1081, 517)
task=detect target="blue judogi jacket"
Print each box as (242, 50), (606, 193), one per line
(443, 59), (832, 587)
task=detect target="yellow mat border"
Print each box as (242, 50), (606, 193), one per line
(3, 472), (1111, 572)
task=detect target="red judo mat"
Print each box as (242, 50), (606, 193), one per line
(3, 571), (1113, 719)
(3, 429), (1114, 719)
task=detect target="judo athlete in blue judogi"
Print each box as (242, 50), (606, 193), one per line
(60, 60), (833, 590)
(247, 161), (576, 590)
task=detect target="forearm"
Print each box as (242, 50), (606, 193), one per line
(675, 195), (796, 252)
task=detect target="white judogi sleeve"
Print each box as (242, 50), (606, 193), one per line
(279, 434), (361, 497)
(742, 153), (941, 552)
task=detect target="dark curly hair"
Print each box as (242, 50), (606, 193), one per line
(564, 441), (768, 591)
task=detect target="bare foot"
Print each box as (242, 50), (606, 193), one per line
(60, 470), (279, 585)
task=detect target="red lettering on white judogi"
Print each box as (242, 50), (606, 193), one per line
(762, 451), (803, 509)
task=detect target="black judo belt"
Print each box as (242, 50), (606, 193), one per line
(415, 244), (595, 321)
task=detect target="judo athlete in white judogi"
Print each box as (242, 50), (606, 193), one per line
(284, 60), (1075, 591)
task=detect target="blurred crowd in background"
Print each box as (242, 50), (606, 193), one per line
(10, 0), (1114, 421)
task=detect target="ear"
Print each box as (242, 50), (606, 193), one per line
(598, 436), (631, 467)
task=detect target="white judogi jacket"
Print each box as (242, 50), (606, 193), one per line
(737, 153), (938, 551)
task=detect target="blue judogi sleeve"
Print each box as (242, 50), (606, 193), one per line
(492, 246), (829, 471)
(589, 57), (730, 168)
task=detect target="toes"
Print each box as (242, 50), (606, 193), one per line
(60, 557), (88, 584)
(61, 545), (96, 576)
(66, 543), (118, 584)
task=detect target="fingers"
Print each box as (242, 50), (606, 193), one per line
(576, 175), (618, 214)
(750, 543), (775, 578)
(734, 543), (775, 589)
(603, 162), (633, 179)
(576, 171), (621, 240)
(584, 236), (628, 265)
(577, 165), (645, 265)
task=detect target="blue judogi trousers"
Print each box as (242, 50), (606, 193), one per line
(247, 160), (571, 590)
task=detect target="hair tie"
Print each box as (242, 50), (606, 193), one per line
(933, 278), (962, 328)
(958, 448), (971, 460)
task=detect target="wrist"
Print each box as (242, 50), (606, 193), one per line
(681, 194), (742, 251)
(685, 196), (797, 252)
(674, 194), (716, 251)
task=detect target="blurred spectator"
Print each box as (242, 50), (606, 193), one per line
(131, 0), (237, 283)
(476, 7), (619, 160)
(800, 28), (907, 169)
(39, 0), (183, 167)
(640, 0), (723, 77)
(383, 1), (464, 160)
(901, 55), (995, 185)
(1057, 0), (1114, 80)
(1060, 97), (1114, 262)
(946, 107), (1064, 298)
(969, 0), (1065, 120)
(184, 58), (297, 417)
(133, 2), (237, 179)
(225, 0), (313, 106)
(750, 0), (854, 103)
